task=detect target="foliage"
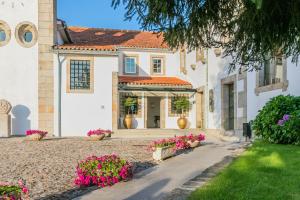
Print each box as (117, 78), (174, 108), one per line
(74, 154), (133, 188)
(252, 95), (300, 144)
(173, 97), (190, 115)
(189, 141), (300, 200)
(123, 97), (137, 115)
(0, 180), (29, 200)
(112, 0), (300, 70)
(87, 129), (112, 137)
(148, 133), (206, 151)
(25, 130), (48, 137)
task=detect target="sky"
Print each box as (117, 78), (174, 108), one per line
(57, 0), (141, 30)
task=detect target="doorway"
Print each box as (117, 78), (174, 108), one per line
(147, 97), (161, 128)
(222, 82), (236, 131)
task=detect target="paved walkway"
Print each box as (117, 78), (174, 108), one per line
(74, 134), (246, 200)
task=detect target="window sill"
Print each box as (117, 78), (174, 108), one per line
(255, 81), (289, 96)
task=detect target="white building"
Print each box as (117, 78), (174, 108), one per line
(0, 0), (299, 137)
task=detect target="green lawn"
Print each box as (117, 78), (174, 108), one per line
(189, 141), (300, 200)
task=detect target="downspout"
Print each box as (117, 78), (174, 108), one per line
(57, 51), (62, 138)
(206, 49), (209, 130)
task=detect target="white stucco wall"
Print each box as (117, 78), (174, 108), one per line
(54, 55), (118, 136)
(0, 1), (39, 135)
(247, 57), (300, 122)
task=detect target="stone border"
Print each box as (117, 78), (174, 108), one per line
(15, 21), (38, 48)
(0, 20), (11, 47)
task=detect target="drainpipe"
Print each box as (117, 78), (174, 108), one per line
(205, 49), (209, 130)
(57, 52), (62, 138)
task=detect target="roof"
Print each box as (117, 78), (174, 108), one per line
(57, 26), (169, 51)
(119, 76), (192, 88)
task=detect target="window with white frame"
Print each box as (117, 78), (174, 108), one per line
(259, 56), (283, 87)
(124, 56), (137, 74)
(152, 57), (163, 74)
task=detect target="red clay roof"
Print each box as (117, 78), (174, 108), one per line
(119, 76), (192, 87)
(57, 27), (169, 51)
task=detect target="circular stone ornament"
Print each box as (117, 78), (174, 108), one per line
(15, 21), (38, 48)
(0, 20), (11, 47)
(0, 99), (12, 114)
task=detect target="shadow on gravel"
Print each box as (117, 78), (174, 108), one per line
(38, 161), (157, 200)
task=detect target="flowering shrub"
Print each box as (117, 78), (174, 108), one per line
(149, 133), (206, 152)
(87, 129), (112, 137)
(25, 130), (47, 137)
(0, 180), (29, 200)
(74, 154), (133, 188)
(148, 138), (176, 152)
(253, 95), (300, 144)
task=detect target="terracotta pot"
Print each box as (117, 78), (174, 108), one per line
(89, 134), (105, 141)
(188, 140), (200, 148)
(177, 116), (187, 129)
(123, 115), (133, 129)
(27, 134), (44, 141)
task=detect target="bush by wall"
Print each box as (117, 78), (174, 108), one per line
(252, 95), (300, 144)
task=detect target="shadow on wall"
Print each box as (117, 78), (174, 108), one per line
(11, 105), (31, 136)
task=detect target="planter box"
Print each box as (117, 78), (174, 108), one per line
(89, 134), (105, 141)
(153, 146), (176, 161)
(27, 134), (44, 141)
(188, 140), (200, 148)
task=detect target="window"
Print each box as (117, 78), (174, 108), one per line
(15, 22), (37, 48)
(67, 57), (94, 93)
(23, 31), (33, 43)
(70, 60), (91, 90)
(0, 29), (6, 42)
(124, 56), (137, 74)
(259, 56), (283, 87)
(0, 20), (11, 47)
(152, 58), (162, 73)
(119, 94), (142, 117)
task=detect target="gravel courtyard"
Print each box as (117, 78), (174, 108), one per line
(0, 137), (154, 200)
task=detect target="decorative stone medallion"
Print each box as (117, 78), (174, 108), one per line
(0, 99), (12, 114)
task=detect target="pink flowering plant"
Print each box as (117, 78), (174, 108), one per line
(25, 130), (47, 137)
(0, 180), (29, 200)
(74, 154), (133, 188)
(87, 129), (112, 137)
(148, 138), (177, 152)
(187, 133), (206, 142)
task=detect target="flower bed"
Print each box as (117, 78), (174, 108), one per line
(26, 130), (48, 141)
(149, 133), (206, 161)
(0, 180), (29, 200)
(74, 154), (133, 188)
(87, 129), (113, 141)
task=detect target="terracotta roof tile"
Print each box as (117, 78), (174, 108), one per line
(119, 76), (192, 87)
(57, 27), (169, 51)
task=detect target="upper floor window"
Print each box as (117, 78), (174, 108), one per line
(124, 56), (138, 74)
(151, 56), (165, 75)
(259, 56), (283, 87)
(67, 57), (94, 93)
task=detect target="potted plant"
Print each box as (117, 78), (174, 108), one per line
(187, 133), (206, 148)
(0, 180), (29, 200)
(174, 97), (191, 129)
(149, 138), (177, 161)
(123, 97), (137, 129)
(26, 130), (48, 141)
(87, 129), (106, 141)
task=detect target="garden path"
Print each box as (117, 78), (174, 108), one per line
(75, 134), (247, 200)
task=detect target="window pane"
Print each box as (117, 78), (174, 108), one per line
(23, 31), (33, 43)
(153, 58), (162, 73)
(0, 30), (6, 42)
(125, 57), (136, 73)
(70, 60), (91, 90)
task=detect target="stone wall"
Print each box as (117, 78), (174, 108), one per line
(38, 0), (57, 134)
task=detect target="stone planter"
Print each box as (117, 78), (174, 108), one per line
(153, 146), (176, 161)
(89, 134), (105, 141)
(188, 140), (200, 148)
(27, 134), (44, 141)
(105, 132), (112, 138)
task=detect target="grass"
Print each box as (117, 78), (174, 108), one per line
(189, 141), (300, 200)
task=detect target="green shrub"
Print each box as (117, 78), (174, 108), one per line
(252, 95), (300, 144)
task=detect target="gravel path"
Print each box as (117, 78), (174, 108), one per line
(0, 137), (154, 200)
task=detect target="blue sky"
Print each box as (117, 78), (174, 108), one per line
(57, 0), (141, 30)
